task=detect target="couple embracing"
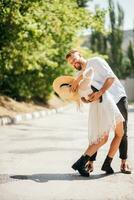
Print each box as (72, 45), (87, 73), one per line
(53, 49), (131, 176)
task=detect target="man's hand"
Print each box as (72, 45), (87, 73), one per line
(81, 97), (91, 103)
(70, 79), (79, 92)
(88, 91), (103, 102)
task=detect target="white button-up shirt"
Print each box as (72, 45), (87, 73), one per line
(77, 57), (127, 104)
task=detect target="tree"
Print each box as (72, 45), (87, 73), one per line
(0, 0), (104, 102)
(76, 0), (90, 7)
(90, 31), (108, 54)
(127, 41), (134, 76)
(89, 4), (107, 54)
(108, 0), (124, 78)
(89, 0), (126, 78)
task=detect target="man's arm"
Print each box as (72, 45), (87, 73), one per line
(99, 77), (115, 95)
(88, 77), (115, 102)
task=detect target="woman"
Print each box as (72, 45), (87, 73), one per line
(53, 67), (124, 177)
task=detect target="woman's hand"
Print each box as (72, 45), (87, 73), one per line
(88, 91), (103, 102)
(70, 79), (79, 92)
(81, 97), (91, 103)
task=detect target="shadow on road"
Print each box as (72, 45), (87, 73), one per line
(128, 108), (134, 112)
(9, 172), (120, 183)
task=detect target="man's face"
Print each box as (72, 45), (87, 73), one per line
(67, 52), (82, 71)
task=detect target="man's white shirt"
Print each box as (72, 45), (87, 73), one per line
(77, 57), (127, 104)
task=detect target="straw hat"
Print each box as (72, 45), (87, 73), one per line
(52, 76), (81, 105)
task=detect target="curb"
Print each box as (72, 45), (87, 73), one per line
(0, 104), (72, 126)
(0, 104), (133, 126)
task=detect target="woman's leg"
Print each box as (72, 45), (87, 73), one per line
(72, 134), (109, 176)
(84, 134), (109, 156)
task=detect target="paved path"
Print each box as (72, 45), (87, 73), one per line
(0, 104), (134, 200)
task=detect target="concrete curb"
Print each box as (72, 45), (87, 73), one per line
(0, 104), (72, 126)
(0, 104), (133, 126)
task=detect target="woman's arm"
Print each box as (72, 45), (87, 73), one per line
(70, 74), (83, 92)
(81, 97), (91, 103)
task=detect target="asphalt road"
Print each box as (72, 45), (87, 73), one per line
(0, 104), (134, 200)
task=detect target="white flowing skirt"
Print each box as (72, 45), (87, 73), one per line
(88, 92), (125, 145)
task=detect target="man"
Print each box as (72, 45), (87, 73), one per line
(66, 49), (131, 174)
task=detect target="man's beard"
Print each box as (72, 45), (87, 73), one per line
(75, 63), (82, 71)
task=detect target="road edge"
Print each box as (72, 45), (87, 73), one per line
(0, 104), (72, 126)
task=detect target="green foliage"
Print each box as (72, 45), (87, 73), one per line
(108, 0), (124, 77)
(89, 0), (134, 79)
(121, 56), (132, 79)
(76, 0), (89, 7)
(90, 31), (108, 54)
(0, 0), (104, 102)
(90, 6), (109, 56)
(127, 41), (134, 66)
(127, 41), (134, 77)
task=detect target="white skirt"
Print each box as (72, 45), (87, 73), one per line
(87, 92), (125, 145)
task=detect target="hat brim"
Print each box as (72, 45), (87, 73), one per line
(53, 76), (80, 103)
(53, 76), (74, 95)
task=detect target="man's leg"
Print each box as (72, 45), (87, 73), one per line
(117, 97), (128, 159)
(116, 97), (131, 173)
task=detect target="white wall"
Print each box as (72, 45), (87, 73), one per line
(120, 78), (134, 102)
